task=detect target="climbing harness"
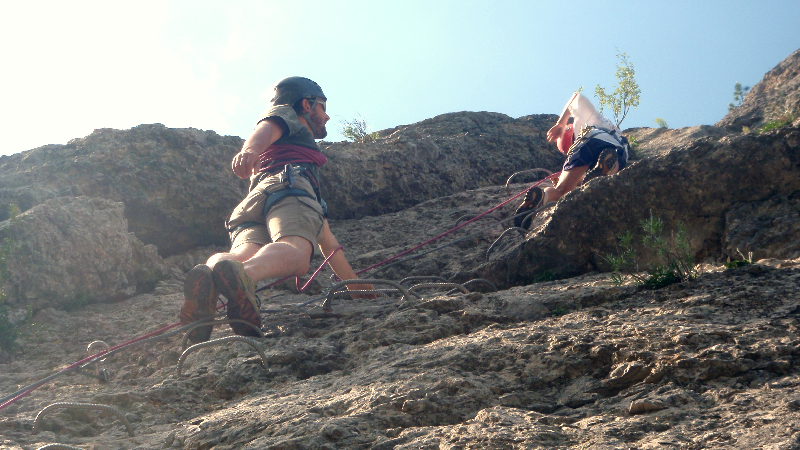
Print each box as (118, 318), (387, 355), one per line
(567, 125), (630, 163)
(264, 164), (329, 218)
(229, 164), (329, 243)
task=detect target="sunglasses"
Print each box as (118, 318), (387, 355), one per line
(308, 97), (326, 112)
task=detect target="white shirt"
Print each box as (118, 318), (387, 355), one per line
(567, 92), (622, 147)
(568, 93), (619, 135)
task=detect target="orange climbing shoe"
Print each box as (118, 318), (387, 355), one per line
(584, 147), (619, 182)
(513, 186), (545, 228)
(179, 264), (218, 344)
(212, 260), (262, 337)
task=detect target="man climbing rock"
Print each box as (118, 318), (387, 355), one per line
(180, 76), (375, 343)
(514, 92), (629, 227)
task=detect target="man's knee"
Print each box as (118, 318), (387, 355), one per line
(207, 243), (261, 269)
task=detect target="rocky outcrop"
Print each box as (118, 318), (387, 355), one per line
(716, 47), (800, 131)
(1, 197), (168, 313)
(320, 112), (563, 219)
(473, 125), (800, 287)
(624, 125), (734, 159)
(2, 257), (800, 449)
(0, 125), (246, 256)
(0, 114), (562, 257)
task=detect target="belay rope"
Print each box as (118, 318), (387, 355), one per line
(0, 172), (558, 412)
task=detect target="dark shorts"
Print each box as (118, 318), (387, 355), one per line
(563, 137), (627, 171)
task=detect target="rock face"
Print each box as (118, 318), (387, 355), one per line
(0, 114), (562, 257)
(2, 259), (800, 449)
(1, 197), (168, 313)
(0, 124), (246, 256)
(320, 112), (563, 220)
(716, 47), (800, 131)
(624, 125), (733, 159)
(472, 125), (800, 287)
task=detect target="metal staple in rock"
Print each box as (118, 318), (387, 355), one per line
(485, 227), (529, 259)
(460, 278), (499, 292)
(1, 323), (186, 411)
(33, 402), (134, 437)
(84, 340), (111, 382)
(327, 289), (392, 300)
(322, 279), (419, 310)
(181, 319), (265, 350)
(505, 168), (554, 195)
(86, 341), (110, 355)
(399, 276), (448, 286)
(178, 335), (267, 376)
(403, 283), (469, 301)
(36, 444), (85, 450)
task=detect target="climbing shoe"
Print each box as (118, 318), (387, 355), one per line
(212, 260), (262, 337)
(179, 264), (218, 344)
(513, 186), (545, 228)
(584, 148), (619, 182)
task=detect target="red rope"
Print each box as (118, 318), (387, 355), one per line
(0, 322), (179, 411)
(1, 173), (555, 411)
(258, 144), (327, 174)
(296, 245), (343, 291)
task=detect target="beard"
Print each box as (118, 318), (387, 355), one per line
(309, 112), (328, 139)
(313, 124), (328, 139)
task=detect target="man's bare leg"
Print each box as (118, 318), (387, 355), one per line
(207, 243), (261, 267)
(542, 165), (590, 203)
(207, 236), (312, 284)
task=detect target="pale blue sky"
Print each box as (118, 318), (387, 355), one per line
(1, 0), (798, 156)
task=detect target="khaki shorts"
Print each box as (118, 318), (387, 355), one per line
(226, 174), (324, 251)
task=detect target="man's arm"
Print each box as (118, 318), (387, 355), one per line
(231, 118), (284, 179)
(546, 92), (579, 143)
(317, 220), (376, 299)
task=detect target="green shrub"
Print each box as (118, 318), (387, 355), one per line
(595, 51), (641, 128)
(606, 212), (698, 289)
(654, 118), (668, 129)
(340, 114), (380, 143)
(756, 115), (795, 134)
(625, 135), (642, 160)
(728, 82), (750, 111)
(722, 248), (753, 269)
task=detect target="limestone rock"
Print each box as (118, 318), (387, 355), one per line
(473, 124), (800, 287)
(0, 114), (563, 257)
(716, 47), (800, 131)
(320, 112), (563, 219)
(0, 124), (246, 256)
(1, 196), (168, 314)
(724, 195), (800, 261)
(624, 125), (734, 159)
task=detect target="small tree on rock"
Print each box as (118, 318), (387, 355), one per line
(340, 114), (379, 143)
(728, 82), (750, 111)
(595, 51), (641, 128)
